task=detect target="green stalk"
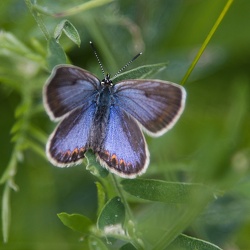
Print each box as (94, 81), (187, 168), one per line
(24, 0), (50, 40)
(53, 0), (114, 17)
(181, 0), (234, 85)
(110, 175), (144, 250)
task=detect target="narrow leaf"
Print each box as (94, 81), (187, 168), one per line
(95, 182), (106, 216)
(0, 154), (17, 185)
(10, 120), (23, 134)
(121, 179), (213, 203)
(15, 102), (29, 118)
(57, 212), (93, 234)
(54, 21), (64, 40)
(169, 234), (222, 250)
(97, 196), (125, 231)
(112, 63), (168, 84)
(2, 183), (11, 243)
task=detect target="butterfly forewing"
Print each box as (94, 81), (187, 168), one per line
(44, 65), (100, 121)
(114, 80), (186, 136)
(97, 106), (149, 178)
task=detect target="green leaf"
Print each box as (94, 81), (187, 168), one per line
(97, 196), (125, 231)
(121, 179), (214, 203)
(54, 19), (81, 47)
(10, 120), (23, 134)
(112, 62), (168, 84)
(85, 151), (109, 178)
(57, 212), (93, 234)
(95, 181), (106, 216)
(88, 235), (109, 250)
(169, 234), (222, 250)
(15, 102), (29, 118)
(120, 243), (137, 250)
(47, 38), (67, 71)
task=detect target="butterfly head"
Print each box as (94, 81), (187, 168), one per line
(101, 73), (113, 87)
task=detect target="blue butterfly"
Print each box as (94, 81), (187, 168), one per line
(43, 45), (186, 178)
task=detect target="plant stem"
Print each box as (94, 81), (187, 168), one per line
(24, 0), (50, 41)
(110, 174), (144, 250)
(2, 182), (11, 243)
(53, 0), (114, 17)
(111, 175), (134, 220)
(181, 0), (234, 85)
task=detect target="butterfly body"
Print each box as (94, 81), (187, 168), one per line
(90, 76), (114, 151)
(44, 64), (186, 178)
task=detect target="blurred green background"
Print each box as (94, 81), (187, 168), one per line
(0, 0), (250, 249)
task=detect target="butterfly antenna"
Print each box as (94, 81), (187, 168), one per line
(113, 52), (142, 78)
(89, 41), (106, 78)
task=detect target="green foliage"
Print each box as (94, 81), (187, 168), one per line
(54, 19), (81, 47)
(47, 37), (67, 70)
(121, 179), (214, 203)
(97, 196), (125, 231)
(169, 234), (223, 250)
(1, 0), (250, 249)
(57, 212), (93, 234)
(85, 151), (109, 178)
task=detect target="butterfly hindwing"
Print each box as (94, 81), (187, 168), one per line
(114, 80), (186, 136)
(46, 103), (95, 167)
(96, 106), (149, 178)
(44, 65), (100, 121)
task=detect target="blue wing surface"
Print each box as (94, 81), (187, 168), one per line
(97, 105), (149, 178)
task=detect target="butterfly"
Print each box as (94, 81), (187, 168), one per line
(43, 44), (186, 178)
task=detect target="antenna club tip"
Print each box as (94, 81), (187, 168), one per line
(139, 52), (143, 55)
(89, 41), (93, 44)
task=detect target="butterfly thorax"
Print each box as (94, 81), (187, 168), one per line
(97, 73), (114, 112)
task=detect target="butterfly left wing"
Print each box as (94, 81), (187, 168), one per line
(114, 80), (186, 136)
(44, 65), (100, 121)
(96, 106), (149, 178)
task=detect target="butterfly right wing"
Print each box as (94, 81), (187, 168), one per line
(46, 103), (96, 167)
(43, 65), (100, 121)
(96, 105), (149, 178)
